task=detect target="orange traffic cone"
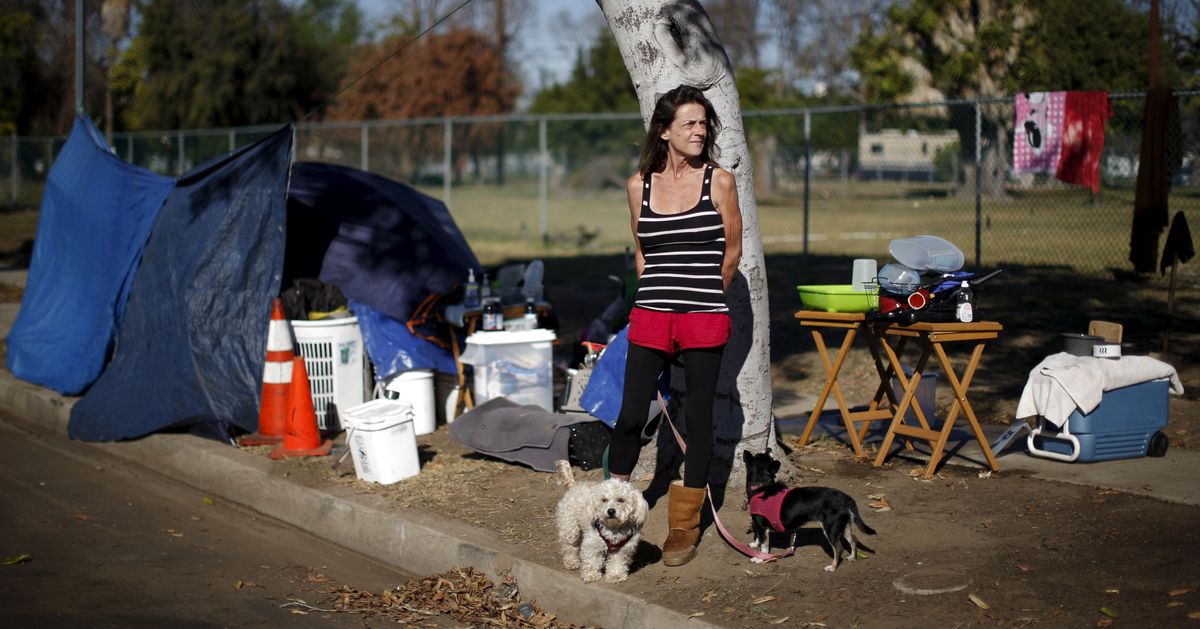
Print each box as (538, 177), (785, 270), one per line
(270, 357), (333, 459)
(239, 298), (294, 446)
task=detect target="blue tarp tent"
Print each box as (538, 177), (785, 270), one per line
(6, 116), (175, 395)
(10, 117), (479, 441)
(286, 162), (480, 322)
(69, 126), (293, 441)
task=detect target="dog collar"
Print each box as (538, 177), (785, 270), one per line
(593, 522), (633, 552)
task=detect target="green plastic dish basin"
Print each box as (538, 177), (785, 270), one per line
(796, 284), (872, 313)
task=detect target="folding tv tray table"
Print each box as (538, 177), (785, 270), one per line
(793, 310), (901, 458)
(870, 319), (1003, 479)
(794, 311), (1003, 479)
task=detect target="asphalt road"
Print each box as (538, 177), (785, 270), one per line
(0, 417), (415, 629)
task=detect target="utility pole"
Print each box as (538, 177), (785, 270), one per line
(495, 0), (507, 186)
(75, 0), (85, 113)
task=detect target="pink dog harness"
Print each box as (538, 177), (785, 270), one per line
(749, 488), (794, 532)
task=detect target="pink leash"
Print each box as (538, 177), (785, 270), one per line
(656, 392), (793, 563)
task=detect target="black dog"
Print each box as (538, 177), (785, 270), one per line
(743, 449), (876, 571)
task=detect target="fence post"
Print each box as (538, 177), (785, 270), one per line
(360, 123), (369, 172)
(177, 130), (185, 176)
(803, 110), (811, 261)
(229, 129), (235, 153)
(126, 135), (133, 162)
(974, 103), (982, 268)
(443, 118), (452, 209)
(539, 117), (548, 244)
(10, 133), (17, 206)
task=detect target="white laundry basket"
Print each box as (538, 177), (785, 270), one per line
(292, 316), (368, 431)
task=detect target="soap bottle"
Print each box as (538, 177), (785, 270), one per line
(523, 297), (538, 328)
(482, 299), (503, 331)
(955, 281), (974, 323)
(463, 269), (481, 309)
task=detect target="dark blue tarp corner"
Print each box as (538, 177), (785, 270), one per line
(288, 162), (480, 323)
(6, 115), (175, 395)
(69, 125), (294, 441)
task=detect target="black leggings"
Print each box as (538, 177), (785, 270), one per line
(608, 342), (724, 488)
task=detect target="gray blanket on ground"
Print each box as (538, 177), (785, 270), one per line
(448, 398), (596, 472)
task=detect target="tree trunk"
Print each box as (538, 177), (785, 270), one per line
(599, 0), (783, 487)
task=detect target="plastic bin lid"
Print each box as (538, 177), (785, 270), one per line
(466, 328), (556, 345)
(341, 399), (414, 429)
(291, 314), (359, 328)
(889, 235), (965, 272)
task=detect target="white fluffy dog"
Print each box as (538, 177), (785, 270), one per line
(554, 462), (648, 583)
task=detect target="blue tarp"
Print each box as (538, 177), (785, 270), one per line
(352, 300), (457, 380)
(6, 116), (174, 395)
(287, 162), (480, 323)
(68, 126), (293, 441)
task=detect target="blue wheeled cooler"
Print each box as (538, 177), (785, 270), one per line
(1027, 379), (1170, 462)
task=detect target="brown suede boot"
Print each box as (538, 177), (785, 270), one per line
(662, 481), (706, 567)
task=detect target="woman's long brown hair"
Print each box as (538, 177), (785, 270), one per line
(638, 85), (721, 177)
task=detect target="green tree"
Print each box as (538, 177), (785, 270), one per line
(0, 0), (103, 135)
(128, 0), (360, 129)
(528, 30), (638, 114)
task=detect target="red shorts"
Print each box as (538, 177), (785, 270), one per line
(627, 307), (731, 353)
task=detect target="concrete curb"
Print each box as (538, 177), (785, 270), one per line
(0, 370), (720, 629)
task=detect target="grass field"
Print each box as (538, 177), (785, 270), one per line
(424, 179), (1200, 280)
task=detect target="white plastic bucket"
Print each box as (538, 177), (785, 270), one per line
(342, 399), (419, 485)
(434, 371), (460, 425)
(383, 369), (436, 435)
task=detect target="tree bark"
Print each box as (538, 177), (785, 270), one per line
(599, 0), (782, 487)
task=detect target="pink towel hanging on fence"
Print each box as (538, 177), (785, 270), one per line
(1056, 91), (1111, 193)
(1013, 92), (1066, 175)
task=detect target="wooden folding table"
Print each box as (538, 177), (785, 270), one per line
(871, 320), (1003, 479)
(793, 310), (902, 457)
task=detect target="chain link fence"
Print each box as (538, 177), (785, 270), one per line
(4, 92), (1197, 275)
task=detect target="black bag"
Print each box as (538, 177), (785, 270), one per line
(567, 421), (611, 471)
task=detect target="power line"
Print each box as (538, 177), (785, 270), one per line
(302, 0), (477, 122)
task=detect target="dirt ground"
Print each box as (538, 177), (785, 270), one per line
(4, 239), (1199, 627)
(260, 422), (1200, 628)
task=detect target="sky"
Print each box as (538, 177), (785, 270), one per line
(358, 0), (605, 94)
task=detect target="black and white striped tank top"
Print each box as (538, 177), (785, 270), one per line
(634, 164), (728, 313)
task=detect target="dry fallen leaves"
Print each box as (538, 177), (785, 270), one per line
(313, 567), (590, 628)
(3, 554), (31, 566)
(1188, 611), (1200, 620)
(968, 593), (991, 609)
(1016, 564), (1035, 573)
(1170, 588), (1193, 596)
(752, 595), (777, 605)
(868, 497), (892, 512)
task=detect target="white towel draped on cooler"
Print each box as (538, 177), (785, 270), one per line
(1015, 353), (1184, 427)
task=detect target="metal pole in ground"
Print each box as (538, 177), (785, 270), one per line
(10, 133), (17, 206)
(539, 117), (548, 244)
(803, 110), (811, 262)
(178, 130), (185, 176)
(974, 103), (982, 269)
(229, 129), (235, 153)
(360, 123), (369, 172)
(75, 0), (84, 113)
(443, 119), (452, 209)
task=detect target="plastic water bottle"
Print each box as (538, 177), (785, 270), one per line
(463, 269), (481, 309)
(955, 280), (974, 323)
(523, 297), (538, 328)
(481, 273), (493, 302)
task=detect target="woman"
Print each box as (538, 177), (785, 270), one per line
(607, 85), (742, 567)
